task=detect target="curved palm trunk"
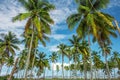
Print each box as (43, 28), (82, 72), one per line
(25, 29), (34, 80)
(8, 58), (19, 80)
(30, 49), (36, 80)
(105, 53), (111, 80)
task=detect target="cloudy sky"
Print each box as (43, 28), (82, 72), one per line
(0, 0), (120, 57)
(0, 0), (120, 77)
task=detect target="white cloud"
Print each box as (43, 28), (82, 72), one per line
(108, 0), (120, 8)
(52, 62), (70, 71)
(50, 8), (76, 25)
(0, 0), (26, 38)
(50, 34), (66, 40)
(48, 45), (59, 52)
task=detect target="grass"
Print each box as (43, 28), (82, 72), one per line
(0, 76), (120, 80)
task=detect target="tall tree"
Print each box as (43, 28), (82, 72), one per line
(57, 44), (67, 80)
(0, 32), (20, 57)
(67, 0), (117, 80)
(35, 52), (50, 79)
(49, 52), (58, 79)
(12, 0), (55, 79)
(69, 35), (81, 79)
(65, 47), (72, 79)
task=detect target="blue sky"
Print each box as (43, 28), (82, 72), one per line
(0, 0), (120, 59)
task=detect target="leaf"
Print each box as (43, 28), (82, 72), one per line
(12, 13), (31, 22)
(97, 12), (114, 28)
(25, 18), (32, 33)
(67, 13), (81, 30)
(86, 13), (98, 39)
(114, 20), (120, 34)
(33, 16), (42, 39)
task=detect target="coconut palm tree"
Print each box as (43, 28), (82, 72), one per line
(78, 41), (90, 80)
(64, 66), (69, 78)
(56, 65), (59, 78)
(0, 32), (20, 57)
(69, 35), (81, 78)
(99, 44), (112, 80)
(6, 56), (14, 75)
(111, 51), (120, 78)
(49, 52), (58, 79)
(18, 49), (28, 78)
(57, 43), (67, 80)
(65, 47), (72, 79)
(92, 51), (104, 79)
(0, 54), (6, 75)
(0, 32), (20, 80)
(8, 57), (19, 80)
(35, 52), (50, 79)
(12, 0), (55, 79)
(67, 0), (117, 80)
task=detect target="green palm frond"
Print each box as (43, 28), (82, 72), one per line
(33, 16), (42, 39)
(86, 13), (98, 39)
(12, 13), (31, 22)
(97, 12), (114, 28)
(67, 13), (81, 30)
(25, 18), (32, 33)
(92, 0), (109, 10)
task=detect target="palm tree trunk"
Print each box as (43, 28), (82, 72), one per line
(114, 68), (116, 79)
(74, 54), (77, 79)
(88, 34), (93, 80)
(43, 68), (46, 80)
(0, 64), (3, 76)
(105, 53), (111, 80)
(24, 28), (34, 80)
(8, 58), (19, 80)
(30, 49), (36, 80)
(62, 53), (64, 80)
(52, 62), (54, 79)
(69, 58), (71, 80)
(83, 58), (87, 80)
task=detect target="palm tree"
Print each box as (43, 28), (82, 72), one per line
(0, 32), (20, 80)
(18, 49), (28, 78)
(0, 32), (20, 57)
(0, 54), (6, 75)
(12, 0), (55, 79)
(100, 44), (112, 80)
(35, 52), (50, 79)
(57, 43), (67, 80)
(67, 0), (117, 80)
(6, 56), (14, 75)
(79, 41), (90, 80)
(65, 47), (72, 79)
(69, 35), (81, 79)
(56, 65), (59, 78)
(8, 58), (19, 80)
(64, 66), (69, 78)
(111, 51), (120, 78)
(49, 52), (58, 79)
(92, 51), (104, 79)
